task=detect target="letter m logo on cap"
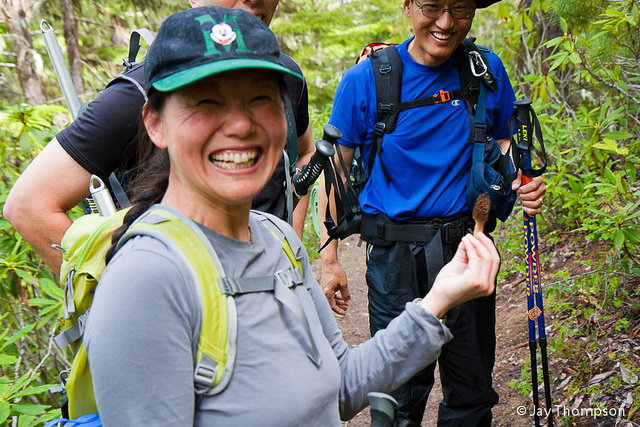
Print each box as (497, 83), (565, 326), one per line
(195, 14), (250, 55)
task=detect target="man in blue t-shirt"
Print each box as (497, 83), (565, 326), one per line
(318, 0), (546, 425)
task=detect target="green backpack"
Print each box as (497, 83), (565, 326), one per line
(53, 204), (313, 420)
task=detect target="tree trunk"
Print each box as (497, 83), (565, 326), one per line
(2, 0), (47, 105)
(60, 0), (84, 95)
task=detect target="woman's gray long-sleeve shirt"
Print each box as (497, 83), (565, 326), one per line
(84, 211), (453, 426)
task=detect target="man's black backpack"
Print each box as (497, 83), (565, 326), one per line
(321, 38), (517, 249)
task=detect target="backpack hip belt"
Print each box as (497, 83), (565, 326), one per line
(360, 213), (474, 246)
(360, 213), (474, 288)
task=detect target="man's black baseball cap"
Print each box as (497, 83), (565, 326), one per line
(144, 6), (302, 93)
(476, 0), (501, 8)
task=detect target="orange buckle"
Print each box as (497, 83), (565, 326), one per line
(433, 89), (451, 104)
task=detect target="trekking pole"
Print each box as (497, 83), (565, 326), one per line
(513, 99), (552, 427)
(41, 20), (82, 119)
(291, 124), (338, 200)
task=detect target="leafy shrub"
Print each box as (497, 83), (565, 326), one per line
(1, 104), (70, 425)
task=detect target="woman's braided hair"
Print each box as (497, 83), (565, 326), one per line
(105, 90), (169, 263)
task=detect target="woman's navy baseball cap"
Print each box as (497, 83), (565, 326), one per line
(144, 6), (302, 93)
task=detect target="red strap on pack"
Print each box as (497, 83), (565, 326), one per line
(356, 42), (396, 64)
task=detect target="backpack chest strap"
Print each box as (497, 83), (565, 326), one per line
(217, 267), (303, 295)
(379, 89), (465, 117)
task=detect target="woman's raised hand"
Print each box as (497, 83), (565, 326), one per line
(420, 232), (500, 319)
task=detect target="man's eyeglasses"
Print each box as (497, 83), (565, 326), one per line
(412, 1), (475, 19)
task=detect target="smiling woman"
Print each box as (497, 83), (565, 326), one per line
(143, 70), (288, 236)
(78, 5), (501, 427)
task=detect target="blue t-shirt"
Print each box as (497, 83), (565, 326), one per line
(329, 37), (516, 220)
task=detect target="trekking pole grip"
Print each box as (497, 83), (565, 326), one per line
(514, 99), (534, 184)
(292, 125), (340, 198)
(321, 123), (342, 145)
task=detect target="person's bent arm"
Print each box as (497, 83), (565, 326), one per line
(291, 125), (314, 239)
(4, 138), (91, 274)
(317, 145), (355, 315)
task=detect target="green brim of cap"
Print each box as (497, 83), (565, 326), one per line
(152, 58), (303, 92)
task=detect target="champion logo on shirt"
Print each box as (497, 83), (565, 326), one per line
(451, 99), (462, 107)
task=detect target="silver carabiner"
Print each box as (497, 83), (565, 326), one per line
(468, 51), (488, 77)
(90, 175), (117, 217)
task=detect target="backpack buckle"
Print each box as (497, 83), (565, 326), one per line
(432, 89), (451, 104)
(218, 277), (240, 295)
(122, 57), (137, 71)
(374, 121), (386, 136)
(194, 363), (216, 393)
(474, 122), (487, 144)
(468, 51), (488, 77)
(441, 221), (472, 245)
(275, 268), (303, 289)
(378, 103), (393, 114)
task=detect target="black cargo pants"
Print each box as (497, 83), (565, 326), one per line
(362, 213), (499, 427)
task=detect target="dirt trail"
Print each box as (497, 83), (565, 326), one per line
(311, 235), (535, 427)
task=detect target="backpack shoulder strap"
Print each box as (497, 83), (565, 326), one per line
(370, 45), (403, 133)
(119, 205), (236, 395)
(368, 45), (402, 182)
(250, 210), (304, 273)
(115, 70), (147, 102)
(121, 206), (321, 393)
(456, 38), (498, 106)
(283, 93), (297, 226)
(250, 210), (321, 367)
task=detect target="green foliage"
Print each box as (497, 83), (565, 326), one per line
(1, 105), (68, 425)
(1, 1), (183, 106)
(497, 0), (640, 271)
(1, 0), (640, 424)
(487, 4), (639, 417)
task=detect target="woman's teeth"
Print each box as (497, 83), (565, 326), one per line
(210, 150), (259, 169)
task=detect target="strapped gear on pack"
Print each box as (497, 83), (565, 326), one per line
(509, 102), (547, 181)
(49, 199), (314, 424)
(79, 28), (154, 213)
(321, 38), (517, 249)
